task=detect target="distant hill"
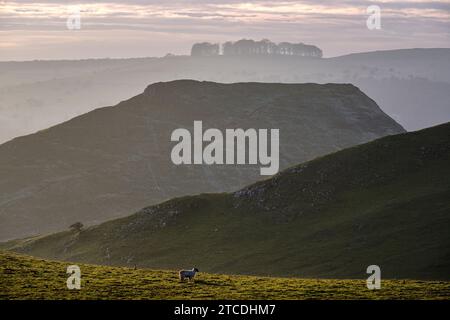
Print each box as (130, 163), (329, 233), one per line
(7, 122), (449, 280)
(0, 80), (403, 241)
(2, 251), (449, 300)
(0, 48), (449, 143)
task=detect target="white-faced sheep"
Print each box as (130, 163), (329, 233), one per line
(179, 268), (199, 282)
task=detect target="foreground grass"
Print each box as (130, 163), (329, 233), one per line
(1, 251), (449, 300)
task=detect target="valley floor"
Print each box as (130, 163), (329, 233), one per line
(1, 251), (449, 300)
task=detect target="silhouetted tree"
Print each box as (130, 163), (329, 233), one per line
(278, 42), (293, 55)
(257, 39), (277, 55)
(191, 42), (219, 56)
(69, 222), (83, 232)
(222, 41), (235, 55)
(218, 39), (322, 58)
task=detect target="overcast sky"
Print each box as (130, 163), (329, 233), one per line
(0, 0), (449, 60)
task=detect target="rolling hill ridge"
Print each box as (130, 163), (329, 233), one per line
(0, 80), (404, 241)
(6, 122), (449, 280)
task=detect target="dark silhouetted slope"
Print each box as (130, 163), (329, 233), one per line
(0, 80), (403, 241)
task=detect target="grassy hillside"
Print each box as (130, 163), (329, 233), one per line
(6, 122), (450, 280)
(1, 251), (449, 300)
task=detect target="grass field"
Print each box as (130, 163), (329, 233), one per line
(1, 251), (449, 300)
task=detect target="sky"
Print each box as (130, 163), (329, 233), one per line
(0, 0), (449, 60)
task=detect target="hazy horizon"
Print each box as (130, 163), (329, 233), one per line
(1, 46), (450, 63)
(1, 0), (449, 61)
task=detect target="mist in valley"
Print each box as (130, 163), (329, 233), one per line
(1, 48), (450, 144)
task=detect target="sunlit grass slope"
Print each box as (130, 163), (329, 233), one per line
(1, 251), (449, 300)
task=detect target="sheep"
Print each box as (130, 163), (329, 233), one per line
(179, 268), (199, 282)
